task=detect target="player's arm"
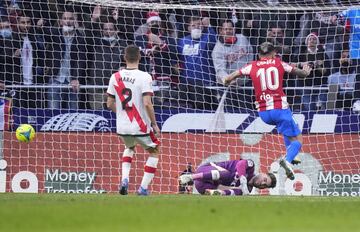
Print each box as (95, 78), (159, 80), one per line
(143, 94), (160, 134)
(142, 75), (160, 134)
(106, 75), (116, 113)
(224, 69), (241, 86)
(224, 64), (251, 86)
(282, 62), (312, 78)
(291, 64), (312, 78)
(106, 94), (116, 113)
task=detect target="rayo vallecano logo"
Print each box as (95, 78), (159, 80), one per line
(41, 113), (111, 132)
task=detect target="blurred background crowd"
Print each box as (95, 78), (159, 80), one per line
(0, 0), (359, 112)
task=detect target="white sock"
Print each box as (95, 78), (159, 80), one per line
(140, 157), (159, 190)
(121, 148), (134, 182)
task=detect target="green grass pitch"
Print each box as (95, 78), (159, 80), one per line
(1, 194), (360, 232)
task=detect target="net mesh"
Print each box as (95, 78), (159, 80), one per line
(0, 0), (359, 196)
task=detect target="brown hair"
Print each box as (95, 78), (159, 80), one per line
(124, 45), (140, 63)
(259, 42), (276, 56)
(268, 173), (277, 188)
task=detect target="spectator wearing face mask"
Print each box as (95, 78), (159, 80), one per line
(212, 20), (254, 110)
(134, 10), (177, 39)
(177, 15), (218, 110)
(0, 16), (11, 38)
(88, 18), (126, 110)
(45, 10), (90, 110)
(328, 50), (355, 110)
(135, 12), (178, 105)
(212, 20), (253, 85)
(135, 11), (178, 80)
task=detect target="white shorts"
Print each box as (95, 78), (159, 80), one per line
(120, 132), (160, 150)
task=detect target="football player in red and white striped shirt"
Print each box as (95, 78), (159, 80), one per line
(107, 45), (160, 195)
(224, 42), (312, 180)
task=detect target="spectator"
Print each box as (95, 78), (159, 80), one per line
(89, 19), (126, 110)
(0, 16), (13, 88)
(134, 10), (161, 38)
(15, 0), (52, 28)
(212, 20), (253, 84)
(240, 8), (296, 54)
(135, 13), (178, 105)
(331, 7), (360, 112)
(327, 50), (355, 109)
(46, 10), (89, 110)
(294, 9), (344, 71)
(266, 24), (292, 62)
(89, 5), (127, 40)
(177, 16), (218, 110)
(6, 0), (20, 32)
(0, 0), (6, 17)
(134, 10), (177, 39)
(293, 32), (330, 111)
(0, 15), (11, 38)
(1, 13), (45, 108)
(212, 20), (254, 110)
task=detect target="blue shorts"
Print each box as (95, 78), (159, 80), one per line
(258, 109), (301, 137)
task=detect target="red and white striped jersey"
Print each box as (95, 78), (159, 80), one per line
(107, 69), (154, 135)
(239, 57), (294, 112)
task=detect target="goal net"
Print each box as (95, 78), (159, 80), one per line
(1, 0), (360, 196)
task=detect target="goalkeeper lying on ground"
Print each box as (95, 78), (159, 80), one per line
(179, 159), (276, 196)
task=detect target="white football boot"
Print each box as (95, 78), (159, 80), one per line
(279, 157), (295, 180)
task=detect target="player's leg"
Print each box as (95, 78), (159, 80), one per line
(278, 109), (303, 163)
(221, 189), (243, 196)
(283, 136), (301, 165)
(284, 135), (303, 164)
(194, 180), (217, 195)
(179, 164), (232, 185)
(136, 132), (160, 195)
(279, 135), (302, 180)
(258, 110), (276, 126)
(205, 188), (244, 196)
(119, 136), (137, 195)
(276, 109), (302, 180)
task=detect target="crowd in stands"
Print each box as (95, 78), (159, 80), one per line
(0, 0), (359, 112)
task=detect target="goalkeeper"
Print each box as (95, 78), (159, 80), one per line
(179, 159), (276, 196)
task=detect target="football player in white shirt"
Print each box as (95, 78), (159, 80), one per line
(107, 45), (161, 196)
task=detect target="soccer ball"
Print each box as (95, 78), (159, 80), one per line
(16, 124), (36, 143)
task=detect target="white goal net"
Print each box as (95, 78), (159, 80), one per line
(0, 0), (360, 196)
